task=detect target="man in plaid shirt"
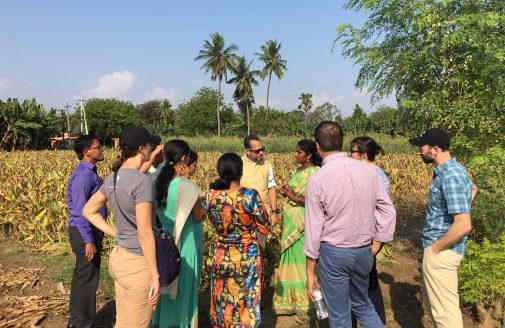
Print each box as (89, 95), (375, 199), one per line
(410, 128), (477, 328)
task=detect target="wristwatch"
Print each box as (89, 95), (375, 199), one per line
(272, 208), (281, 214)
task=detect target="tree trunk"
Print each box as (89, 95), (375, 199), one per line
(246, 103), (251, 135)
(217, 79), (222, 138)
(266, 72), (272, 118)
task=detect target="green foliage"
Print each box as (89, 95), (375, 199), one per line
(342, 104), (370, 133)
(227, 56), (261, 134)
(255, 39), (287, 112)
(459, 237), (505, 305)
(468, 147), (505, 241)
(85, 98), (140, 143)
(138, 99), (176, 136)
(0, 98), (59, 150)
(174, 87), (234, 136)
(195, 32), (239, 137)
(336, 0), (505, 155)
(298, 93), (313, 119)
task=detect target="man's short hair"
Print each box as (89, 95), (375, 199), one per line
(74, 135), (100, 160)
(244, 133), (261, 149)
(314, 121), (344, 152)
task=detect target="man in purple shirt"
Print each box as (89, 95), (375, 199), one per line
(66, 135), (107, 328)
(304, 121), (396, 327)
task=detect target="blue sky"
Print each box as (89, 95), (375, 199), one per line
(0, 0), (395, 116)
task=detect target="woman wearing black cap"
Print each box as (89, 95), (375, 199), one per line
(83, 125), (161, 328)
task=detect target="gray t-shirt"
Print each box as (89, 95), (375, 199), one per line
(100, 168), (157, 256)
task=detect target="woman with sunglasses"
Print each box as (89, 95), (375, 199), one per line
(273, 139), (321, 322)
(349, 136), (389, 326)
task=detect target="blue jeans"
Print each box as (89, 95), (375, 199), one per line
(318, 243), (383, 328)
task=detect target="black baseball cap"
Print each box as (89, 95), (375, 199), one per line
(409, 128), (450, 149)
(120, 126), (161, 149)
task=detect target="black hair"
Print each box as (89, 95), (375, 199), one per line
(297, 139), (322, 167)
(188, 149), (198, 165)
(156, 139), (190, 206)
(73, 135), (100, 160)
(350, 136), (385, 162)
(243, 133), (261, 149)
(210, 153), (243, 190)
(314, 121), (344, 152)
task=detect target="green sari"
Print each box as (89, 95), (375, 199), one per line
(273, 166), (318, 316)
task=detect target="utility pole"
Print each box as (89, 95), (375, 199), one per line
(64, 102), (71, 136)
(77, 97), (88, 135)
(58, 109), (66, 142)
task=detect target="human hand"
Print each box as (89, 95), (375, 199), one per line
(270, 212), (278, 226)
(284, 186), (296, 201)
(371, 240), (382, 256)
(306, 272), (319, 301)
(179, 163), (190, 178)
(148, 278), (160, 309)
(430, 242), (441, 256)
(151, 144), (163, 159)
(85, 243), (97, 261)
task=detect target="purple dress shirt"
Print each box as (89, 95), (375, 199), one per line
(303, 152), (396, 259)
(66, 160), (107, 244)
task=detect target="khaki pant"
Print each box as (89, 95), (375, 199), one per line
(109, 246), (153, 328)
(421, 245), (464, 328)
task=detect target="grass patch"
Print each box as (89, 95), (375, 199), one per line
(162, 133), (414, 154)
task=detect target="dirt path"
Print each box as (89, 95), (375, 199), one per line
(0, 230), (477, 327)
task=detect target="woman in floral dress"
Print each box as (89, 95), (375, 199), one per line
(206, 153), (271, 328)
(272, 139), (320, 321)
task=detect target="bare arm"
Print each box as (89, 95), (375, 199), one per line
(191, 195), (206, 222)
(431, 213), (472, 254)
(83, 191), (116, 237)
(268, 186), (278, 225)
(136, 202), (160, 307)
(471, 184), (478, 202)
(140, 144), (164, 173)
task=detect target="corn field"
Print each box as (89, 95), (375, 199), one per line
(0, 150), (432, 287)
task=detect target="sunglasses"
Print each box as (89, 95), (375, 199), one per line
(247, 146), (265, 154)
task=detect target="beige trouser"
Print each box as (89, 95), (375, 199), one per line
(108, 246), (153, 328)
(421, 245), (464, 328)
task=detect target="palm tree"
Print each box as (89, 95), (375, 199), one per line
(228, 56), (261, 134)
(298, 93), (313, 120)
(195, 32), (238, 137)
(255, 39), (287, 115)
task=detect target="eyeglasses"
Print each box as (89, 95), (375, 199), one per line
(247, 147), (265, 154)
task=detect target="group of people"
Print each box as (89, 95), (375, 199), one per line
(65, 121), (475, 328)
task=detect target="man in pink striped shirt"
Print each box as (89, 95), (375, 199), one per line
(304, 121), (396, 327)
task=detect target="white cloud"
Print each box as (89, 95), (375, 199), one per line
(142, 87), (180, 102)
(0, 78), (12, 97)
(82, 71), (136, 99)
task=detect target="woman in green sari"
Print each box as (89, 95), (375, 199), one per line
(273, 139), (320, 320)
(151, 140), (206, 328)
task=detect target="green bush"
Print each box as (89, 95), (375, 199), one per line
(468, 147), (505, 242)
(460, 238), (505, 305)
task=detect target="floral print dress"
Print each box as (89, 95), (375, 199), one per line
(207, 187), (270, 328)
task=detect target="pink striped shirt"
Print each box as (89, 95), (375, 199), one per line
(303, 152), (396, 259)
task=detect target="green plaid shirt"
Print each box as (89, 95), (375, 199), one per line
(423, 158), (472, 255)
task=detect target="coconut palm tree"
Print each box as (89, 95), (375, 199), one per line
(228, 56), (261, 134)
(255, 39), (287, 115)
(298, 92), (313, 120)
(195, 32), (238, 137)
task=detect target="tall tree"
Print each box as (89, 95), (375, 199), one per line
(228, 56), (261, 134)
(195, 32), (238, 137)
(255, 39), (287, 115)
(335, 0), (505, 153)
(298, 93), (313, 120)
(0, 98), (45, 150)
